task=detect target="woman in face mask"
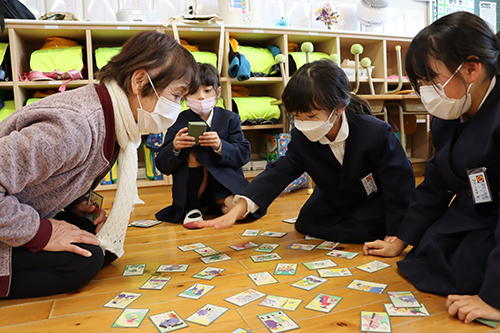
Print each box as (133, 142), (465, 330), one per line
(363, 12), (500, 324)
(0, 31), (199, 299)
(155, 63), (263, 227)
(193, 59), (415, 245)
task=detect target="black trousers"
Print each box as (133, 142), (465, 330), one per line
(5, 211), (117, 299)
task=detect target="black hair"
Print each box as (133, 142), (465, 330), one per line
(405, 11), (500, 93)
(197, 63), (221, 90)
(282, 59), (372, 119)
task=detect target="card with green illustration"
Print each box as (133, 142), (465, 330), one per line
(274, 263), (298, 275)
(149, 310), (189, 332)
(305, 293), (343, 313)
(112, 308), (149, 328)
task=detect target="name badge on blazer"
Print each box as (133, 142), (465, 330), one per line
(467, 167), (493, 204)
(360, 172), (378, 198)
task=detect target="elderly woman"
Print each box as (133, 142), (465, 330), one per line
(0, 31), (199, 298)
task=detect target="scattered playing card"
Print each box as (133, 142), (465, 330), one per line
(250, 253), (282, 263)
(255, 243), (280, 253)
(112, 308), (149, 328)
(200, 253), (232, 264)
(122, 264), (146, 276)
(360, 311), (392, 332)
(229, 241), (259, 251)
(192, 267), (225, 280)
(282, 217), (297, 223)
(85, 190), (103, 222)
(356, 260), (391, 273)
(274, 263), (298, 275)
(178, 283), (215, 300)
(476, 318), (500, 328)
(317, 267), (353, 278)
(103, 291), (142, 309)
(261, 231), (287, 238)
(225, 288), (267, 307)
(302, 259), (337, 270)
(178, 243), (206, 251)
(259, 295), (303, 311)
(387, 291), (420, 308)
(140, 276), (171, 290)
(186, 304), (229, 327)
(291, 275), (328, 291)
(316, 241), (340, 250)
(149, 310), (189, 332)
(231, 329), (253, 333)
(304, 235), (323, 240)
(305, 293), (343, 313)
(286, 243), (316, 251)
(326, 249), (359, 260)
(242, 229), (261, 237)
(194, 246), (220, 257)
(128, 219), (162, 227)
(383, 304), (430, 316)
(156, 264), (189, 273)
(248, 271), (279, 286)
(258, 310), (300, 332)
(347, 279), (388, 294)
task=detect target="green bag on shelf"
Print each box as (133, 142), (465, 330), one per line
(289, 52), (330, 71)
(30, 46), (84, 72)
(232, 96), (280, 123)
(180, 97), (224, 112)
(95, 47), (122, 69)
(26, 98), (42, 105)
(0, 43), (9, 65)
(238, 45), (277, 75)
(0, 100), (16, 122)
(190, 51), (217, 68)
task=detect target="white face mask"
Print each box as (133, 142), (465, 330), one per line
(137, 73), (181, 133)
(186, 96), (216, 116)
(419, 63), (473, 120)
(294, 111), (338, 142)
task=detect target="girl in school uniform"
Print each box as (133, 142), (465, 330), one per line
(363, 12), (500, 323)
(193, 59), (415, 243)
(155, 63), (263, 227)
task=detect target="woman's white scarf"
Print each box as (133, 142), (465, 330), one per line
(96, 80), (144, 257)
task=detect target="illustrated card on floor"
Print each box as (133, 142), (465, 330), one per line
(192, 267), (225, 280)
(250, 253), (283, 263)
(304, 235), (323, 240)
(257, 310), (300, 332)
(200, 253), (232, 264)
(128, 219), (162, 228)
(261, 231), (287, 238)
(149, 310), (189, 332)
(282, 217), (297, 224)
(225, 288), (267, 307)
(112, 308), (149, 328)
(274, 263), (298, 275)
(194, 246), (219, 257)
(122, 264), (146, 276)
(286, 243), (316, 251)
(360, 311), (392, 332)
(178, 283), (215, 300)
(326, 249), (359, 260)
(305, 293), (343, 313)
(103, 291), (142, 309)
(303, 259), (337, 270)
(186, 303), (228, 327)
(230, 241), (259, 251)
(178, 243), (206, 251)
(316, 241), (340, 250)
(259, 295), (303, 311)
(347, 279), (388, 294)
(356, 260), (391, 274)
(387, 291), (420, 308)
(85, 190), (103, 222)
(156, 264), (189, 273)
(291, 275), (328, 291)
(255, 243), (280, 253)
(248, 271), (279, 286)
(383, 304), (430, 317)
(317, 267), (353, 278)
(140, 276), (171, 290)
(231, 329), (253, 333)
(242, 229), (261, 237)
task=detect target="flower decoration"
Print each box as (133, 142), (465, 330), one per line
(316, 3), (339, 27)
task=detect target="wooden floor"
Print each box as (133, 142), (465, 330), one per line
(0, 179), (498, 333)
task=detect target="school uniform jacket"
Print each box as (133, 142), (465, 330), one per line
(155, 107), (255, 223)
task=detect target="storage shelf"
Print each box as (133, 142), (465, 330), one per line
(241, 124), (284, 130)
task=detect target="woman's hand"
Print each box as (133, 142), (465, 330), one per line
(363, 237), (407, 257)
(173, 127), (195, 151)
(198, 131), (221, 150)
(447, 294), (500, 324)
(43, 219), (100, 257)
(193, 199), (247, 229)
(67, 200), (108, 233)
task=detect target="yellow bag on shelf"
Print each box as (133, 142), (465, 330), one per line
(30, 46), (83, 72)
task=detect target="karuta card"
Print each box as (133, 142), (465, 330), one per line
(305, 293), (343, 313)
(360, 311), (392, 332)
(103, 291), (142, 309)
(225, 288), (267, 307)
(200, 253), (232, 264)
(178, 283), (215, 300)
(257, 310), (300, 332)
(85, 190), (103, 222)
(274, 263), (298, 275)
(194, 246), (219, 257)
(112, 308), (149, 328)
(261, 231), (287, 238)
(476, 318), (500, 328)
(317, 267), (353, 278)
(242, 229), (261, 237)
(140, 276), (171, 290)
(347, 279), (388, 294)
(156, 264), (189, 273)
(149, 310), (189, 332)
(178, 242), (206, 251)
(122, 264), (146, 276)
(356, 260), (391, 274)
(192, 267), (225, 280)
(286, 243), (316, 251)
(387, 291), (420, 308)
(316, 241), (340, 250)
(186, 303), (228, 326)
(229, 241), (259, 251)
(282, 217), (297, 224)
(304, 235), (323, 240)
(383, 304), (430, 316)
(231, 329), (253, 333)
(250, 253), (282, 263)
(302, 259), (337, 270)
(248, 271), (279, 286)
(259, 295), (303, 311)
(128, 219), (162, 227)
(326, 249), (359, 260)
(291, 275), (328, 291)
(255, 243), (280, 253)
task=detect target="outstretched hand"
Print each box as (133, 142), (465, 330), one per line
(43, 219), (100, 257)
(447, 294), (500, 324)
(363, 236), (407, 257)
(191, 199), (248, 230)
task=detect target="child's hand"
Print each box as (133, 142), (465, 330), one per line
(198, 131), (221, 150)
(363, 237), (407, 257)
(192, 199), (247, 229)
(447, 295), (500, 324)
(173, 127), (195, 151)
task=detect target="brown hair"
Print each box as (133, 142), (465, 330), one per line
(98, 31), (200, 97)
